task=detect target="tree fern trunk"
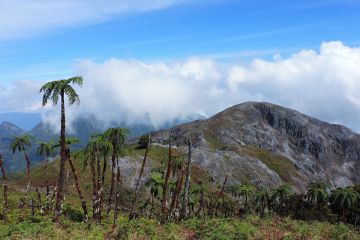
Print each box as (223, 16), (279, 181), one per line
(106, 150), (116, 215)
(175, 164), (185, 210)
(24, 152), (31, 201)
(90, 155), (98, 222)
(101, 156), (107, 186)
(30, 198), (35, 216)
(200, 185), (206, 220)
(0, 154), (8, 223)
(195, 182), (204, 218)
(96, 151), (102, 223)
(68, 150), (88, 222)
(54, 91), (66, 223)
(113, 156), (121, 224)
(215, 175), (228, 216)
(180, 140), (192, 220)
(150, 194), (155, 218)
(50, 186), (57, 211)
(162, 140), (173, 222)
(130, 134), (151, 220)
(170, 162), (184, 217)
(44, 159), (50, 212)
(36, 188), (43, 213)
(98, 155), (107, 223)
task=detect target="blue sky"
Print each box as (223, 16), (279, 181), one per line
(1, 0), (359, 83)
(1, 0), (360, 132)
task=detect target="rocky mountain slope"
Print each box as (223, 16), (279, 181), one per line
(143, 102), (360, 192)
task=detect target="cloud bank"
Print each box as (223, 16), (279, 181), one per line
(227, 41), (360, 130)
(72, 41), (360, 131)
(0, 0), (192, 40)
(0, 80), (42, 113)
(72, 57), (223, 127)
(2, 41), (360, 132)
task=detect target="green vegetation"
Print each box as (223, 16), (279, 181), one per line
(122, 144), (168, 165)
(239, 146), (303, 184)
(204, 130), (225, 150)
(1, 135), (360, 239)
(1, 78), (359, 239)
(0, 213), (358, 239)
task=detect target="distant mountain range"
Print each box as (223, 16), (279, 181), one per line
(2, 102), (360, 192)
(0, 114), (205, 172)
(0, 112), (42, 131)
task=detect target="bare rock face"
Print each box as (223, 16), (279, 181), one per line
(117, 156), (152, 189)
(149, 102), (360, 192)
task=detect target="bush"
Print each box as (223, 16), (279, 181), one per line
(62, 205), (84, 222)
(1, 221), (54, 239)
(185, 218), (257, 240)
(27, 216), (42, 223)
(138, 134), (150, 149)
(330, 224), (358, 240)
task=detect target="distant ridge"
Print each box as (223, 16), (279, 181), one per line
(0, 114), (205, 172)
(0, 112), (41, 131)
(0, 121), (24, 137)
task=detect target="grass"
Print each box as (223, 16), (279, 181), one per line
(123, 144), (169, 165)
(204, 130), (225, 150)
(148, 145), (170, 164)
(223, 154), (230, 162)
(199, 134), (304, 185)
(202, 129), (304, 185)
(1, 180), (359, 239)
(185, 218), (257, 240)
(238, 146), (304, 184)
(1, 143), (360, 239)
(0, 213), (359, 239)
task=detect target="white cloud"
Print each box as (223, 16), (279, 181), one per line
(72, 57), (223, 128)
(70, 41), (360, 131)
(0, 0), (192, 40)
(0, 80), (42, 113)
(226, 41), (360, 129)
(3, 41), (360, 132)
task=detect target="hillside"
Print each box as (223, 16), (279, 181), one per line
(1, 102), (360, 239)
(0, 121), (24, 137)
(143, 102), (360, 192)
(1, 121), (359, 239)
(3, 102), (360, 191)
(25, 101), (358, 196)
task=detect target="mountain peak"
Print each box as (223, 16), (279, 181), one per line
(0, 121), (24, 137)
(214, 101), (354, 134)
(150, 101), (360, 192)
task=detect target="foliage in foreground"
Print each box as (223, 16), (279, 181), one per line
(0, 214), (359, 240)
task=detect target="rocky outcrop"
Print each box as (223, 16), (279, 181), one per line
(147, 102), (360, 192)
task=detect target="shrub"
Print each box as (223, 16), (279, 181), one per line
(185, 218), (257, 240)
(138, 134), (151, 149)
(62, 205), (84, 222)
